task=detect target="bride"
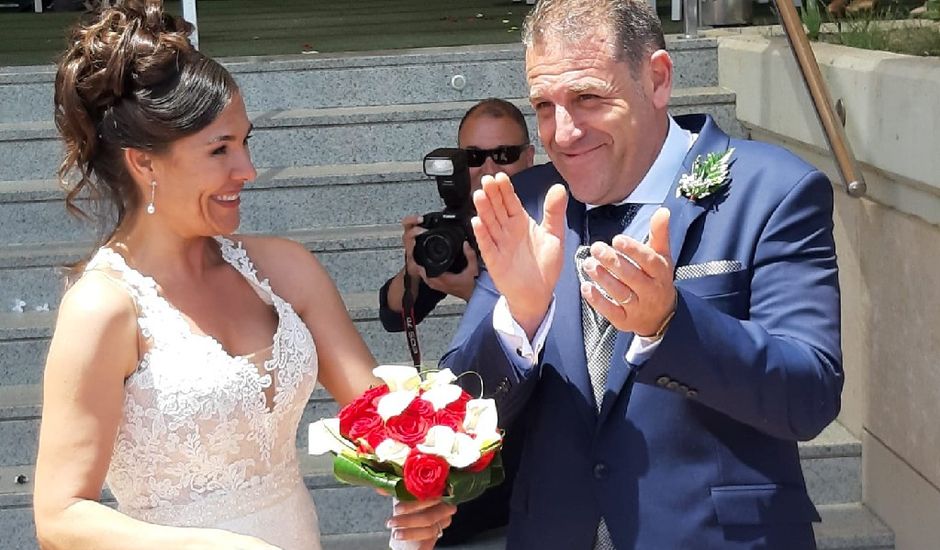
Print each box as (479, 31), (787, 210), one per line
(32, 2), (454, 549)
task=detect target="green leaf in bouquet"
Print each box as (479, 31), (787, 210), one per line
(444, 453), (505, 505)
(333, 453), (401, 494)
(488, 453), (505, 487)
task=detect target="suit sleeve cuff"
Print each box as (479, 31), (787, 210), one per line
(492, 295), (556, 367)
(625, 334), (662, 365)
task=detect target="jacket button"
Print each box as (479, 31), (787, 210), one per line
(666, 381), (679, 391)
(593, 462), (608, 480)
(687, 389), (698, 398)
(679, 384), (689, 394)
(656, 376), (670, 387)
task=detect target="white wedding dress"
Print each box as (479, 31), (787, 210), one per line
(85, 236), (321, 549)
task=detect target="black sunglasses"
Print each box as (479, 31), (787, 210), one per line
(463, 145), (529, 167)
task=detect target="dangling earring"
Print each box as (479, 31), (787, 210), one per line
(146, 179), (156, 215)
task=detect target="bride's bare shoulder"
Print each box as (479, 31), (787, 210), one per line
(48, 269), (139, 377)
(60, 269), (137, 326)
(227, 234), (333, 302)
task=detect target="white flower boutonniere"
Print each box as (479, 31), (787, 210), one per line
(677, 147), (735, 201)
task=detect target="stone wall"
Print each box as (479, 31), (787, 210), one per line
(717, 34), (940, 549)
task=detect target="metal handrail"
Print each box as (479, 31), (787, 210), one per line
(682, 0), (867, 197)
(772, 0), (867, 197)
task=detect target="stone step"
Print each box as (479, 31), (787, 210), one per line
(0, 39), (720, 124)
(0, 89), (739, 181)
(0, 224), (424, 316)
(0, 383), (338, 468)
(0, 484), (892, 549)
(0, 453), (392, 548)
(316, 503), (896, 550)
(0, 290), (464, 389)
(0, 367), (862, 506)
(0, 162), (441, 245)
(800, 421), (862, 506)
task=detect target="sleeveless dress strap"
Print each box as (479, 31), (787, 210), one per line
(84, 247), (161, 306)
(214, 236), (280, 306)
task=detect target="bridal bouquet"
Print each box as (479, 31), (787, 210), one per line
(308, 365), (504, 505)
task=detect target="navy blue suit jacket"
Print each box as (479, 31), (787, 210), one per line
(440, 115), (843, 549)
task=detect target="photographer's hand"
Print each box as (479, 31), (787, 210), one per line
(423, 241), (479, 301)
(471, 173), (568, 340)
(386, 215), (427, 315)
(401, 215), (427, 280)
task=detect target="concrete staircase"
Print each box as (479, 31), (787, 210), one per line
(0, 38), (892, 549)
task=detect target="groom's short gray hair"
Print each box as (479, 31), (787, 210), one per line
(522, 0), (667, 71)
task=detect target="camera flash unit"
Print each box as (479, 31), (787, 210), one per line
(424, 157), (454, 177)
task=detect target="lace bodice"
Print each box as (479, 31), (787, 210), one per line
(87, 237), (319, 529)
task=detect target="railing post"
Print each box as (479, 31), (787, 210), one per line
(683, 0), (700, 38)
(182, 0), (199, 50)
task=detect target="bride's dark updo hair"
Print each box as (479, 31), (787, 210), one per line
(55, 0), (238, 241)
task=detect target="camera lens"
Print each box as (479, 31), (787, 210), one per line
(421, 233), (454, 271)
(414, 224), (469, 278)
(424, 234), (452, 262)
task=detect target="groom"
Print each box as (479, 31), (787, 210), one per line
(439, 0), (843, 548)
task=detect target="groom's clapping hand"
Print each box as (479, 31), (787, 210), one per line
(581, 207), (677, 337)
(471, 173), (568, 339)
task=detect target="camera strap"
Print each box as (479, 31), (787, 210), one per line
(401, 269), (422, 367)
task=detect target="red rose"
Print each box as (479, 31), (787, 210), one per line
(386, 410), (431, 447)
(360, 384), (390, 406)
(445, 390), (472, 415)
(403, 451), (450, 500)
(434, 408), (465, 432)
(338, 385), (389, 438)
(466, 450), (496, 473)
(338, 401), (371, 439)
(405, 397), (435, 419)
(364, 426), (389, 451)
(347, 412), (383, 442)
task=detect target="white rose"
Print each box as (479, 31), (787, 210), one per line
(376, 390), (419, 421)
(308, 418), (348, 455)
(375, 438), (411, 466)
(417, 426), (481, 469)
(463, 398), (498, 436)
(421, 384), (463, 411)
(373, 364), (421, 392)
(420, 368), (458, 390)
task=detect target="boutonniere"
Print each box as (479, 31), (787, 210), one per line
(676, 147), (735, 201)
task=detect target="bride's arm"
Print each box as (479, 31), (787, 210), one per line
(244, 237), (381, 406)
(249, 237), (458, 546)
(33, 272), (277, 550)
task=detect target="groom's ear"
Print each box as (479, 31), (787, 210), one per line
(648, 50), (673, 111)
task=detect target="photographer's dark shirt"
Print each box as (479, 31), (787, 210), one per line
(378, 277), (447, 332)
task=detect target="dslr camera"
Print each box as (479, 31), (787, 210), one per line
(413, 148), (478, 278)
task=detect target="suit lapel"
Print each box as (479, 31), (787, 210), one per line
(596, 115), (732, 425)
(545, 199), (597, 431)
(663, 115), (732, 267)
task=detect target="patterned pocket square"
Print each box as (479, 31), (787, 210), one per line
(675, 260), (744, 281)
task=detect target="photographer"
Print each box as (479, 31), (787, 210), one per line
(378, 98), (535, 333)
(376, 99), (534, 546)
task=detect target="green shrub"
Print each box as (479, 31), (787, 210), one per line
(802, 0), (825, 40)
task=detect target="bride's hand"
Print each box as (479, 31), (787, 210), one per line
(196, 528), (284, 549)
(387, 498), (457, 547)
